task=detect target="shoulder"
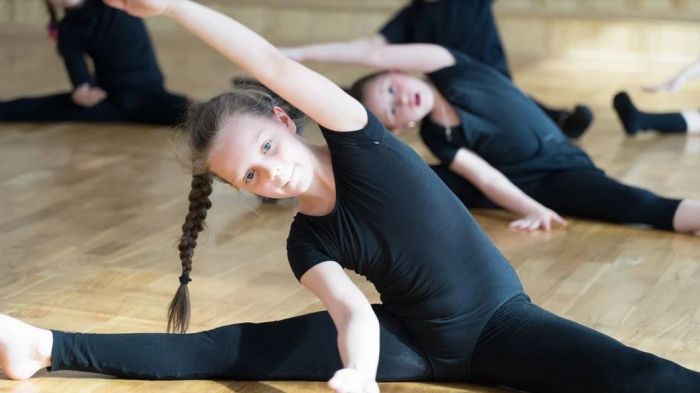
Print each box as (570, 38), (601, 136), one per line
(319, 109), (387, 150)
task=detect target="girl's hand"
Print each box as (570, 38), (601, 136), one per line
(103, 0), (175, 17)
(71, 83), (107, 108)
(643, 76), (687, 93)
(509, 208), (568, 232)
(328, 368), (380, 393)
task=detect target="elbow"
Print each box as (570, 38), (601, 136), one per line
(338, 302), (378, 330)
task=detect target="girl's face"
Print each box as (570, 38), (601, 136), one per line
(208, 108), (315, 199)
(49, 0), (85, 8)
(362, 72), (434, 135)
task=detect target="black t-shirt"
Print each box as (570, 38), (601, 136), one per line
(380, 0), (511, 78)
(57, 0), (164, 90)
(421, 50), (595, 185)
(287, 110), (523, 379)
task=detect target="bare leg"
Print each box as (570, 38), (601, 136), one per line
(0, 315), (53, 380)
(673, 200), (700, 235)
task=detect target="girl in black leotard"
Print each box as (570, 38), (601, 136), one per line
(1, 2), (699, 393)
(288, 42), (700, 234)
(283, 0), (593, 139)
(0, 0), (188, 126)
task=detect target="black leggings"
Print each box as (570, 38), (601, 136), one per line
(50, 296), (700, 392)
(0, 87), (188, 126)
(432, 166), (682, 230)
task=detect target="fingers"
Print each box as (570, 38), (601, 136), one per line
(511, 214), (568, 233)
(91, 88), (108, 100)
(542, 218), (551, 232)
(553, 214), (568, 227)
(509, 219), (537, 232)
(528, 220), (541, 232)
(509, 219), (526, 231)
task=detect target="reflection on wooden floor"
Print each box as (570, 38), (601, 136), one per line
(0, 26), (699, 393)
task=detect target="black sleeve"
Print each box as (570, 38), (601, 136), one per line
(286, 220), (338, 281)
(420, 124), (460, 165)
(378, 2), (413, 44)
(318, 109), (387, 151)
(57, 22), (92, 89)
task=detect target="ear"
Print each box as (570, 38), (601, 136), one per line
(272, 106), (298, 135)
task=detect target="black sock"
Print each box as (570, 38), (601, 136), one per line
(613, 92), (687, 135)
(532, 98), (593, 139)
(561, 105), (593, 139)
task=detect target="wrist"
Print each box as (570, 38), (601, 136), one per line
(525, 204), (547, 216)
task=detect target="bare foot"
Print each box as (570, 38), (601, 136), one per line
(0, 315), (53, 380)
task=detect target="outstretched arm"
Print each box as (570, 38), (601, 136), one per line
(284, 38), (455, 74)
(281, 35), (387, 63)
(301, 262), (380, 393)
(644, 57), (700, 93)
(450, 148), (568, 232)
(104, 0), (366, 132)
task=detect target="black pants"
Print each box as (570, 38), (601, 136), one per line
(49, 296), (700, 392)
(432, 166), (682, 230)
(0, 87), (188, 126)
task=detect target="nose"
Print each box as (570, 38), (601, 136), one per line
(265, 164), (281, 180)
(394, 92), (410, 107)
(261, 162), (284, 185)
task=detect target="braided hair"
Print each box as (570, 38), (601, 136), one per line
(167, 78), (306, 333)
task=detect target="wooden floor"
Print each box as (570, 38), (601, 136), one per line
(1, 26), (699, 393)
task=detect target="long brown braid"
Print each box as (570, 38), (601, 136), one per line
(167, 78), (306, 333)
(167, 173), (213, 333)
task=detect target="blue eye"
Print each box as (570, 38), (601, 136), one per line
(244, 170), (255, 184)
(262, 140), (272, 154)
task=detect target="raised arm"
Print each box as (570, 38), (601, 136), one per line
(300, 262), (380, 393)
(644, 57), (700, 93)
(285, 39), (455, 74)
(281, 35), (386, 63)
(450, 148), (568, 232)
(104, 0), (366, 132)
